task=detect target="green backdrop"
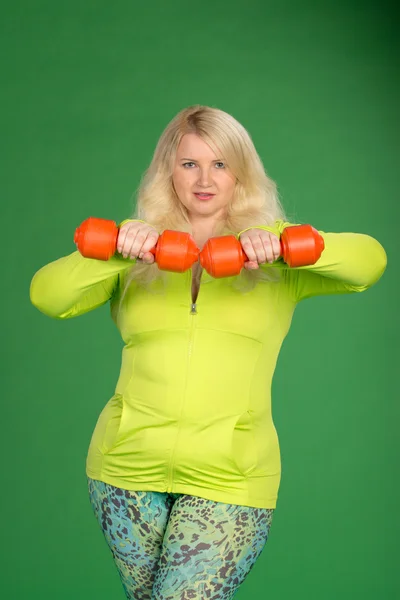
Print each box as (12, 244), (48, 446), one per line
(2, 0), (397, 598)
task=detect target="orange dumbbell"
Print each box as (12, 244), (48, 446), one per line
(199, 224), (325, 278)
(74, 217), (199, 273)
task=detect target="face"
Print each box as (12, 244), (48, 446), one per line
(172, 133), (237, 224)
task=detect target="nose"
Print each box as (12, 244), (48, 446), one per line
(197, 167), (213, 188)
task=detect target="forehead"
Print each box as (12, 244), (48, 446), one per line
(176, 133), (220, 159)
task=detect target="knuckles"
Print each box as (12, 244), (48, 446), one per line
(117, 224), (159, 256)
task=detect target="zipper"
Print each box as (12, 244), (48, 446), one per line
(166, 272), (198, 492)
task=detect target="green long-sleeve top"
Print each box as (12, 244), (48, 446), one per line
(30, 220), (387, 508)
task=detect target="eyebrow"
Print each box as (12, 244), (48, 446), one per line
(180, 157), (224, 162)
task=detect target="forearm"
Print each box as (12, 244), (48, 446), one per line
(30, 250), (136, 319)
(238, 220), (387, 300)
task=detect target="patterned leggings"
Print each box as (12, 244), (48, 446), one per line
(87, 477), (274, 600)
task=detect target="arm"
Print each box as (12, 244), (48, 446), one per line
(30, 220), (141, 319)
(238, 220), (388, 302)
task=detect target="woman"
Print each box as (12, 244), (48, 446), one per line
(30, 105), (387, 600)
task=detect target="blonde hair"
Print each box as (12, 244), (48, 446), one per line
(117, 105), (289, 311)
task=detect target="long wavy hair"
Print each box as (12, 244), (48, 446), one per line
(117, 105), (289, 311)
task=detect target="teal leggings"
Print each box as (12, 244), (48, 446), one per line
(87, 477), (274, 599)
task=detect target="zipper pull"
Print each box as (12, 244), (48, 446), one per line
(190, 303), (197, 314)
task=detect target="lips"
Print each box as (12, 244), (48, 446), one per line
(194, 193), (215, 200)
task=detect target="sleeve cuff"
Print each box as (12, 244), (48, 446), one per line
(237, 220), (298, 239)
(118, 218), (146, 228)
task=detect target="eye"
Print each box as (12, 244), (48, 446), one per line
(181, 161), (226, 169)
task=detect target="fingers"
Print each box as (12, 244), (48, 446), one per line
(240, 230), (281, 268)
(117, 223), (159, 261)
(116, 225), (280, 268)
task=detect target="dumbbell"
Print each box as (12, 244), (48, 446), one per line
(200, 225), (325, 277)
(74, 217), (325, 276)
(74, 217), (199, 273)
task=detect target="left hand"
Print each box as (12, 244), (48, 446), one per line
(239, 228), (282, 269)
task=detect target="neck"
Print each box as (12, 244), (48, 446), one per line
(190, 215), (225, 238)
(190, 220), (218, 250)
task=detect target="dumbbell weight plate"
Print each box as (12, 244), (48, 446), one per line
(155, 230), (199, 272)
(74, 217), (118, 260)
(200, 236), (245, 278)
(281, 224), (325, 267)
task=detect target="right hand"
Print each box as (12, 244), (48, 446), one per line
(117, 221), (159, 263)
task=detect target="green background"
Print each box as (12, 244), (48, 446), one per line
(2, 0), (398, 598)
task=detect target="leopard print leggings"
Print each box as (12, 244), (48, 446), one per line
(87, 477), (274, 600)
